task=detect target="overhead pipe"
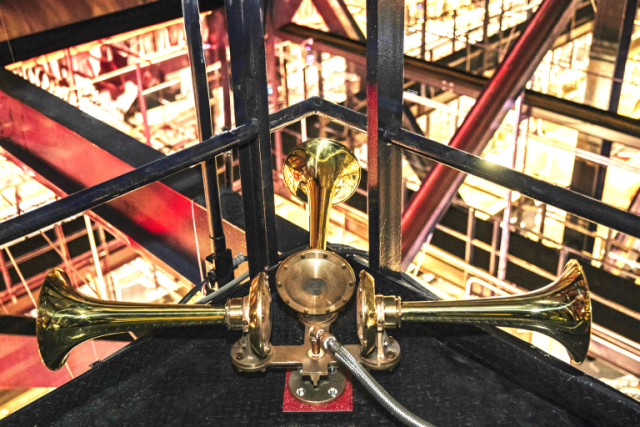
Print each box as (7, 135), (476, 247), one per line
(401, 0), (579, 267)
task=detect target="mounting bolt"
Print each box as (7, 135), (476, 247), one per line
(323, 253), (328, 259)
(341, 263), (346, 269)
(235, 352), (244, 360)
(296, 388), (306, 397)
(277, 282), (282, 288)
(300, 254), (306, 259)
(328, 388), (338, 398)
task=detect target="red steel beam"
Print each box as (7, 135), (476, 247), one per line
(0, 68), (247, 286)
(401, 0), (579, 266)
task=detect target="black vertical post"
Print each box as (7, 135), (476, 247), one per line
(592, 0), (639, 202)
(452, 9), (457, 53)
(225, 0), (279, 277)
(209, 10), (235, 188)
(366, 0), (405, 272)
(181, 0), (233, 285)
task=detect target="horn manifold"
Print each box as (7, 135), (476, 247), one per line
(276, 138), (361, 315)
(37, 268), (271, 371)
(357, 259), (592, 364)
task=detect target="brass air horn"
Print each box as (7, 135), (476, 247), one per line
(276, 138), (361, 315)
(37, 268), (271, 371)
(357, 259), (592, 364)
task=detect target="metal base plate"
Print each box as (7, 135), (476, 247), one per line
(288, 369), (346, 405)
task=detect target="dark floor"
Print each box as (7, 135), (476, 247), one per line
(3, 261), (640, 427)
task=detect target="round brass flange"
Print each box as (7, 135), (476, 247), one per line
(276, 249), (356, 315)
(357, 270), (377, 356)
(248, 272), (271, 357)
(226, 272), (272, 358)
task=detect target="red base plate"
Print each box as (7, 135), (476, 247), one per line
(282, 371), (353, 412)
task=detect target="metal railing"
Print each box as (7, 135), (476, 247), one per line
(2, 96), (640, 258)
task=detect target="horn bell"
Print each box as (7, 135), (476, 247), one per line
(282, 138), (360, 250)
(37, 268), (227, 371)
(359, 260), (592, 364)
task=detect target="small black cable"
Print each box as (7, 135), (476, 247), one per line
(196, 271), (250, 304)
(178, 277), (209, 304)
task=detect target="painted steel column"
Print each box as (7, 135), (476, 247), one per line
(312, 0), (365, 42)
(54, 223), (77, 288)
(208, 10), (235, 188)
(401, 0), (578, 268)
(266, 16), (284, 175)
(366, 0), (405, 272)
(182, 0), (234, 285)
(497, 93), (524, 281)
(134, 63), (151, 146)
(84, 215), (108, 299)
(565, 0), (638, 254)
(225, 0), (279, 276)
(0, 251), (14, 303)
(591, 0), (638, 200)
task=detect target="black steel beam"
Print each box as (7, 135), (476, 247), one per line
(0, 0), (224, 66)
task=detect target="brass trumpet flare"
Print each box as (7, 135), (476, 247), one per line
(37, 269), (270, 371)
(357, 260), (592, 364)
(282, 138), (360, 250)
